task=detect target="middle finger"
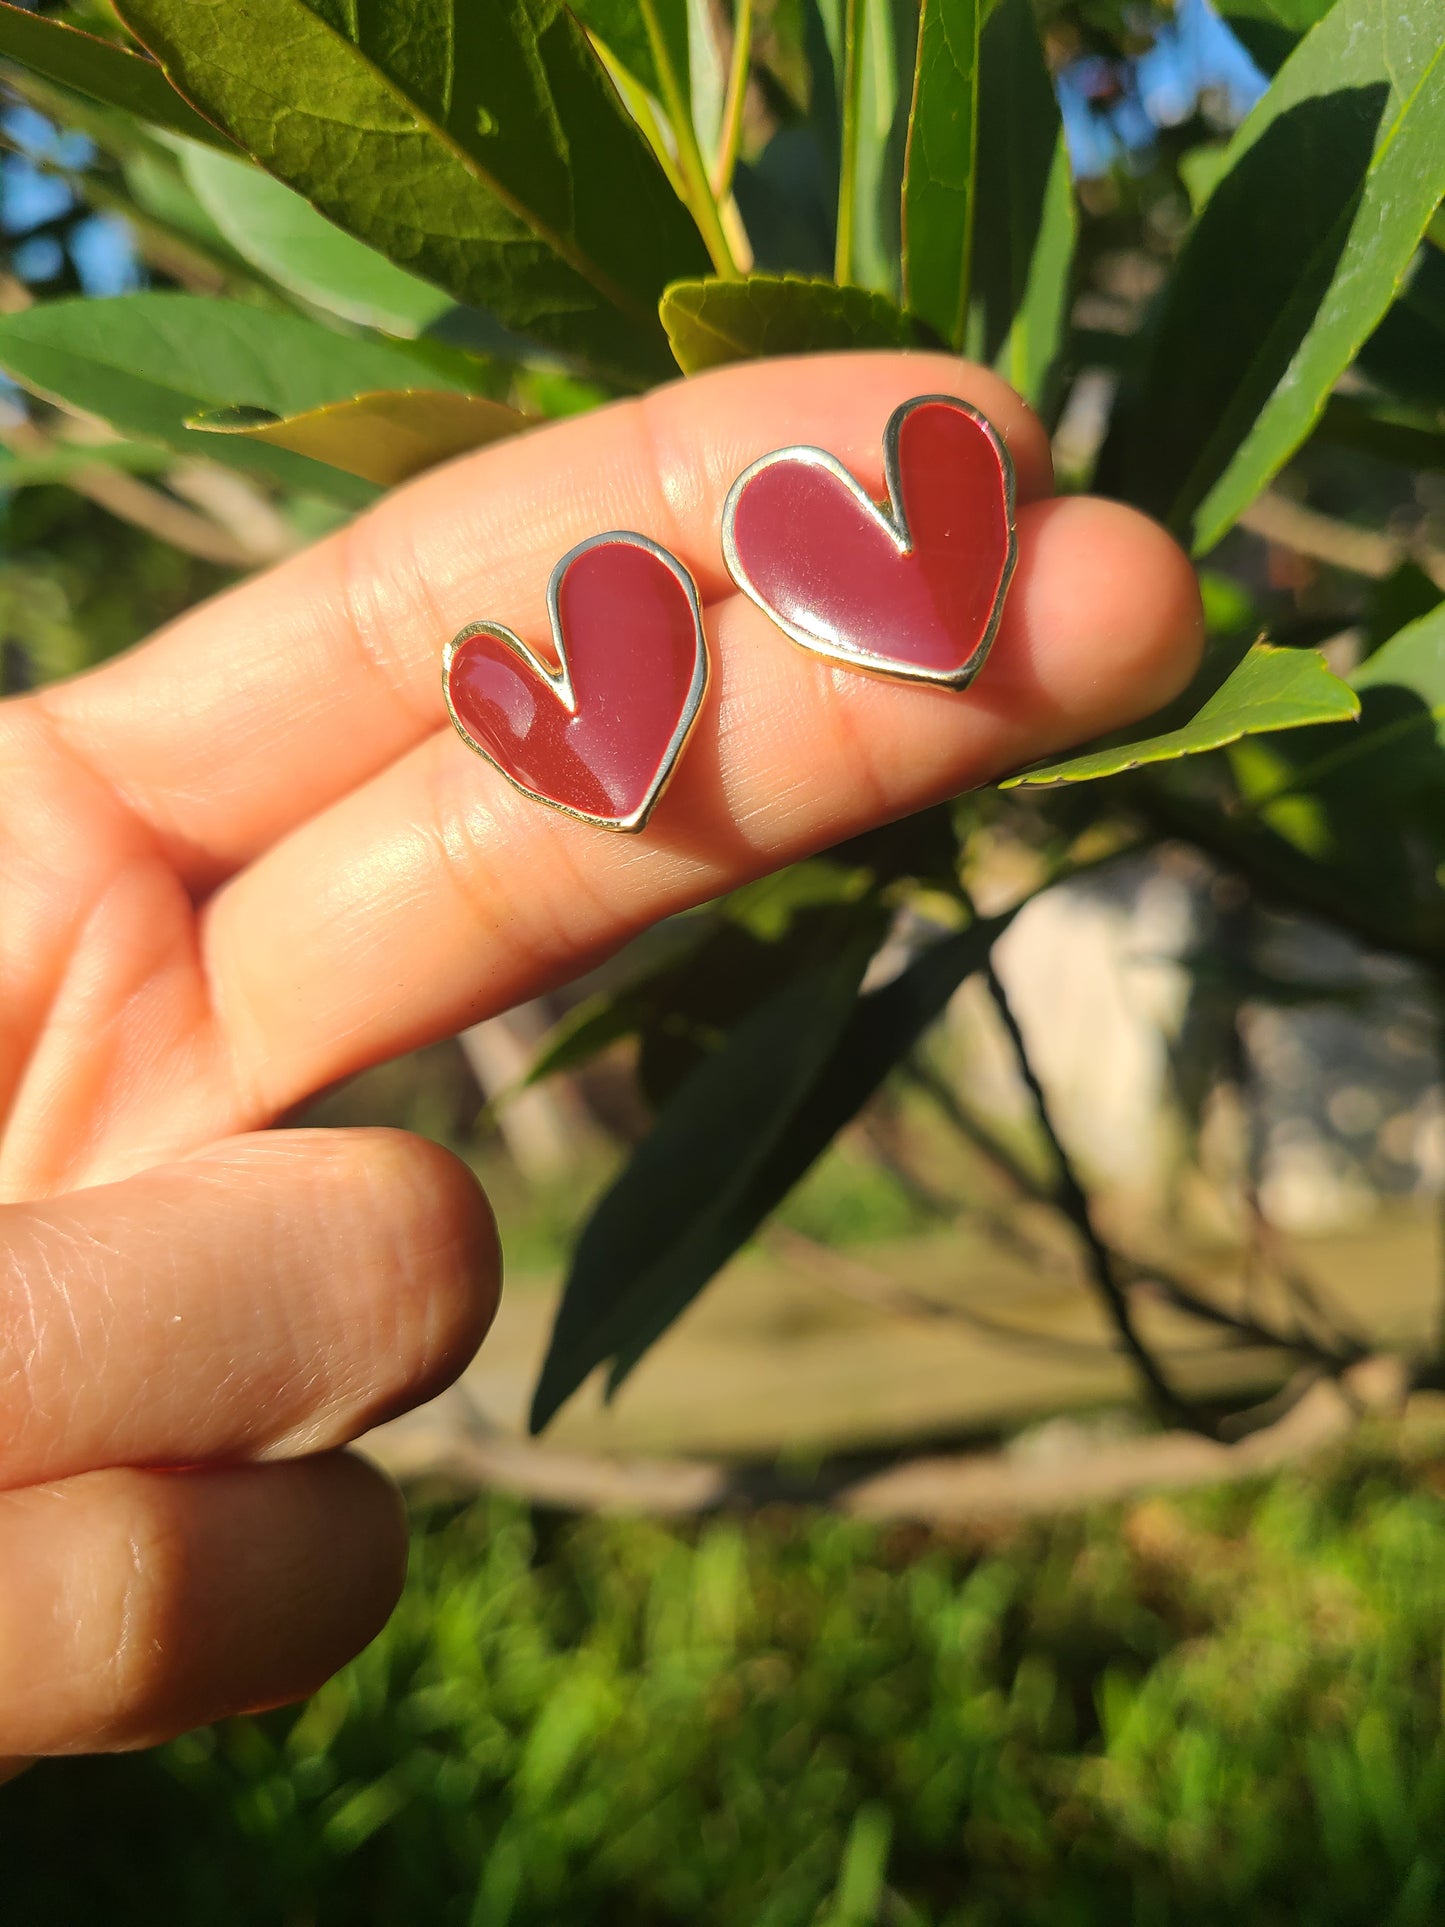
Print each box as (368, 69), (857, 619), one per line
(0, 1129), (497, 1490)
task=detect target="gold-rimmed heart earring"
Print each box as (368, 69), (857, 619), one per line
(721, 394), (1017, 690)
(443, 532), (708, 833)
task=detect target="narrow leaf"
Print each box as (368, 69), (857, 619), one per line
(0, 295), (468, 505)
(529, 920), (884, 1431)
(1316, 392), (1445, 473)
(602, 910), (1013, 1394)
(1357, 246), (1445, 417)
(972, 0), (1076, 411)
(177, 144), (453, 338)
(661, 272), (923, 371)
(571, 0), (689, 98)
(1097, 0), (1445, 553)
(1002, 642), (1360, 789)
(1147, 606), (1445, 966)
(901, 0), (980, 347)
(113, 0), (710, 384)
(836, 0), (914, 292)
(0, 0), (231, 150)
(529, 902), (1015, 1427)
(187, 391), (529, 488)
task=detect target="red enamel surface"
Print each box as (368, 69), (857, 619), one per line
(446, 540), (702, 825)
(730, 399), (1012, 680)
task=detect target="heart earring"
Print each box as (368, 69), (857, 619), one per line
(721, 394), (1017, 691)
(444, 531), (708, 833)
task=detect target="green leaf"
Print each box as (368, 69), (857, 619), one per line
(900, 0), (980, 346)
(1001, 642), (1360, 789)
(1096, 0), (1445, 554)
(526, 863), (884, 1093)
(601, 907), (1011, 1396)
(187, 390), (529, 488)
(529, 918), (884, 1431)
(176, 144), (454, 338)
(0, 0), (232, 150)
(1315, 392), (1445, 473)
(1220, 0), (1338, 31)
(571, 0), (688, 99)
(831, 0), (915, 292)
(1169, 603), (1445, 965)
(0, 295), (468, 506)
(660, 272), (923, 371)
(971, 0), (1075, 412)
(1357, 245), (1445, 417)
(1362, 561), (1443, 657)
(112, 0), (710, 385)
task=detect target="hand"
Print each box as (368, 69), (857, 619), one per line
(0, 354), (1203, 1761)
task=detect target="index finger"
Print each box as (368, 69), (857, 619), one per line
(31, 354), (1053, 885)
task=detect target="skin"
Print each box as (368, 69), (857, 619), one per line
(0, 353), (1203, 1768)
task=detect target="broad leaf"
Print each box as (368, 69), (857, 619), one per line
(530, 918), (884, 1431)
(113, 0), (710, 384)
(600, 909), (1013, 1397)
(661, 272), (923, 371)
(1097, 0), (1445, 554)
(0, 0), (231, 150)
(971, 0), (1075, 412)
(188, 391), (530, 489)
(0, 295), (473, 505)
(1002, 642), (1359, 789)
(177, 145), (454, 338)
(901, 0), (980, 348)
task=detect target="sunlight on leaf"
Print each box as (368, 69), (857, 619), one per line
(1001, 643), (1360, 789)
(187, 391), (530, 488)
(661, 272), (923, 370)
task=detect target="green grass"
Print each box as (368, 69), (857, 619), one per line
(7, 1446), (1445, 1925)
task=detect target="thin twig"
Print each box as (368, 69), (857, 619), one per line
(0, 411), (263, 568)
(906, 1046), (1357, 1374)
(768, 1225), (1244, 1362)
(984, 959), (1213, 1434)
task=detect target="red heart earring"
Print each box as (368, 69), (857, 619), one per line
(721, 394), (1017, 691)
(443, 532), (708, 833)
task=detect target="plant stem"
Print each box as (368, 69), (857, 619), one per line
(984, 958), (1212, 1435)
(834, 0), (866, 284)
(637, 0), (740, 278)
(711, 0), (754, 200)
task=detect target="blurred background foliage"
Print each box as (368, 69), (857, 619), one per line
(7, 1447), (1445, 1924)
(1, 0), (1443, 1914)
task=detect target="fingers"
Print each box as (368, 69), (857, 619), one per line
(30, 354), (1052, 883)
(0, 1455), (405, 1754)
(208, 493), (1203, 1113)
(0, 1130), (498, 1489)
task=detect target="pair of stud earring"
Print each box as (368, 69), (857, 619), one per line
(443, 394), (1017, 833)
